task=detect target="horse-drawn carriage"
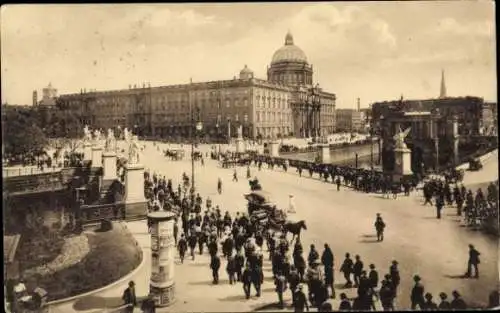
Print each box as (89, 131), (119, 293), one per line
(469, 158), (483, 171)
(164, 149), (185, 160)
(245, 190), (286, 230)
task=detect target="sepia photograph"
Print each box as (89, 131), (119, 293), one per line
(1, 2), (498, 312)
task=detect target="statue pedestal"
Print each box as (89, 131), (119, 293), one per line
(393, 147), (412, 182)
(83, 143), (92, 161)
(268, 141), (280, 157)
(91, 146), (103, 167)
(236, 138), (246, 153)
(148, 211), (176, 307)
(319, 145), (330, 164)
(124, 163), (147, 220)
(102, 151), (117, 180)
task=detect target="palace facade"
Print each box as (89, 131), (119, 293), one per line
(57, 32), (336, 140)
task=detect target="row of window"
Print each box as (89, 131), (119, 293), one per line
(256, 111), (291, 123)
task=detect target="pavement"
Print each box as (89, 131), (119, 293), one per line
(121, 141), (498, 312)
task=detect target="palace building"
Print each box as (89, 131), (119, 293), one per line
(57, 32), (336, 140)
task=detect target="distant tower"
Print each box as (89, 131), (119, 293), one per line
(439, 69), (447, 99)
(357, 98), (360, 111)
(32, 90), (38, 106)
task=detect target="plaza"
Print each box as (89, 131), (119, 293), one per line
(119, 140), (498, 312)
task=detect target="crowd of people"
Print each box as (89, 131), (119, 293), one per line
(422, 178), (499, 234)
(138, 161), (499, 312)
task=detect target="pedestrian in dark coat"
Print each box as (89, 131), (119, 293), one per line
(339, 293), (351, 311)
(438, 292), (451, 310)
(389, 260), (400, 292)
(208, 238), (218, 257)
(336, 177), (341, 191)
(288, 266), (301, 305)
(374, 213), (386, 241)
(324, 264), (335, 299)
(234, 250), (245, 282)
(321, 243), (334, 268)
(295, 253), (306, 282)
(410, 275), (425, 310)
(251, 265), (262, 297)
(379, 280), (395, 311)
(122, 281), (137, 313)
(293, 284), (309, 312)
(242, 263), (252, 299)
(274, 271), (288, 309)
(450, 290), (467, 310)
(436, 196), (444, 219)
(353, 255), (364, 287)
(227, 255), (237, 284)
(210, 254), (221, 284)
(340, 253), (353, 287)
(357, 271), (370, 298)
(177, 234), (188, 263)
(368, 264), (379, 290)
(188, 233), (197, 260)
(466, 244), (480, 278)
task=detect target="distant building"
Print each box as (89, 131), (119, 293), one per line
(40, 83), (58, 106)
(57, 32), (336, 140)
(335, 109), (364, 133)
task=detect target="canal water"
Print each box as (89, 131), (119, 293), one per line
(282, 143), (381, 169)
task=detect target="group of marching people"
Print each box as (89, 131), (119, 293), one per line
(248, 156), (415, 198)
(422, 179), (499, 231)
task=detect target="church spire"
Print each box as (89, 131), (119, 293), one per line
(439, 69), (447, 98)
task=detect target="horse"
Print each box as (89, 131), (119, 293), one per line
(283, 220), (307, 243)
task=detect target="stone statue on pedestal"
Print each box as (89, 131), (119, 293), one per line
(393, 126), (411, 150)
(128, 135), (140, 164)
(123, 127), (130, 142)
(93, 129), (102, 145)
(105, 128), (115, 152)
(83, 125), (92, 143)
(237, 125), (243, 139)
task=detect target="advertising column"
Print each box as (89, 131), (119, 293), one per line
(148, 211), (176, 307)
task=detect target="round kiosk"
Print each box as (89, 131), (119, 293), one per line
(148, 211), (176, 307)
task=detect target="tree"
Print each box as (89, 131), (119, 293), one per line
(2, 106), (48, 159)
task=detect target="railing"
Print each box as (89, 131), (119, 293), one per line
(2, 166), (63, 178)
(4, 174), (65, 195)
(78, 202), (126, 225)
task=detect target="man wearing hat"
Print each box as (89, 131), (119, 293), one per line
(374, 213), (386, 242)
(389, 260), (400, 293)
(122, 281), (137, 313)
(177, 233), (188, 264)
(450, 290), (467, 310)
(423, 292), (437, 310)
(293, 284), (309, 312)
(368, 264), (379, 293)
(466, 244), (481, 278)
(340, 253), (354, 288)
(338, 293), (352, 311)
(438, 292), (451, 310)
(410, 275), (425, 310)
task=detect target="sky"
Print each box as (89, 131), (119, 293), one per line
(1, 2), (497, 108)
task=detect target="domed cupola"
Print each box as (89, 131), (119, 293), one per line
(239, 65), (254, 80)
(271, 31), (308, 65)
(267, 32), (313, 86)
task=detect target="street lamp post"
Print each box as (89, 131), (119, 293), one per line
(191, 108), (202, 203)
